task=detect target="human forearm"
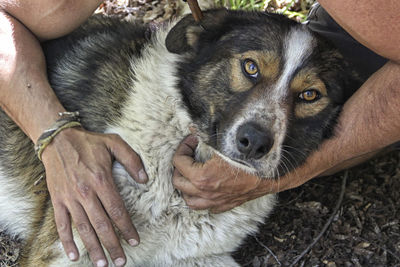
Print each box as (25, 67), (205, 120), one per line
(321, 63), (399, 166)
(0, 10), (65, 141)
(318, 0), (400, 62)
(0, 0), (102, 141)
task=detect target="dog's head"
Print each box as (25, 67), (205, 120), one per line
(166, 9), (362, 178)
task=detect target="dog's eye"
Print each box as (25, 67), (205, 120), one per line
(242, 59), (259, 79)
(299, 89), (321, 102)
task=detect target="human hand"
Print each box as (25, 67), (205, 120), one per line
(172, 135), (262, 213)
(172, 135), (310, 213)
(41, 127), (147, 267)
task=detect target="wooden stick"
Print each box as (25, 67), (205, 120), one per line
(186, 0), (203, 22)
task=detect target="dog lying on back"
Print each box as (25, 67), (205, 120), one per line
(0, 9), (361, 266)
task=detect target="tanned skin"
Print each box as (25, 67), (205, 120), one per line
(172, 0), (400, 212)
(0, 1), (148, 266)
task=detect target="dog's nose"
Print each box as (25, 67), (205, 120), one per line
(236, 122), (274, 160)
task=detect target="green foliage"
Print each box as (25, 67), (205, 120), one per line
(216, 0), (266, 10)
(214, 0), (314, 22)
(267, 0), (309, 22)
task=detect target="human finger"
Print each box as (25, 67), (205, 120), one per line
(173, 168), (222, 198)
(97, 179), (140, 248)
(69, 202), (108, 267)
(107, 134), (148, 184)
(53, 202), (79, 261)
(84, 196), (128, 267)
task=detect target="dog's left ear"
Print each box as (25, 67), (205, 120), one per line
(166, 9), (229, 54)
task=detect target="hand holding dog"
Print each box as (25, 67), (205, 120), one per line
(41, 127), (147, 266)
(173, 135), (326, 212)
(173, 135), (284, 213)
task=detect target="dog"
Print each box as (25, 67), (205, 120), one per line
(0, 8), (361, 266)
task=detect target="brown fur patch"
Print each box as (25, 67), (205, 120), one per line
(230, 51), (280, 92)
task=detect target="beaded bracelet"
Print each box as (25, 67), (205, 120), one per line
(34, 111), (82, 161)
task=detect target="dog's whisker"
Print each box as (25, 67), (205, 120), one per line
(280, 148), (301, 169)
(282, 144), (309, 159)
(280, 149), (302, 185)
(280, 154), (295, 174)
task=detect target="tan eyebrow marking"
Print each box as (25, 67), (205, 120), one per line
(290, 69), (327, 96)
(230, 51), (280, 92)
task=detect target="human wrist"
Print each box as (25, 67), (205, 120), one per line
(40, 126), (84, 162)
(0, 11), (70, 143)
(249, 175), (276, 196)
(35, 112), (82, 161)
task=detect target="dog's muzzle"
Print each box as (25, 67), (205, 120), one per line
(235, 122), (274, 160)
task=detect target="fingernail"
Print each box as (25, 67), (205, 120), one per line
(138, 169), (148, 182)
(96, 259), (107, 267)
(115, 257), (125, 266)
(128, 239), (139, 247)
(68, 252), (77, 261)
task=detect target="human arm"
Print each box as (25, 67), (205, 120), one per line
(318, 0), (400, 63)
(172, 0), (400, 212)
(0, 1), (147, 266)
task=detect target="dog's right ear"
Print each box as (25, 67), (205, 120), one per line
(166, 9), (229, 54)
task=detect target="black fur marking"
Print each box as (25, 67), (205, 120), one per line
(42, 16), (152, 131)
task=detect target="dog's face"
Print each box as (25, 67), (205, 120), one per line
(167, 9), (361, 178)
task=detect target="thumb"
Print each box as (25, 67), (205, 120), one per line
(173, 135), (204, 178)
(176, 135), (199, 157)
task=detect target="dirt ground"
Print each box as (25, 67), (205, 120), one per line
(234, 150), (400, 267)
(1, 1), (399, 266)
